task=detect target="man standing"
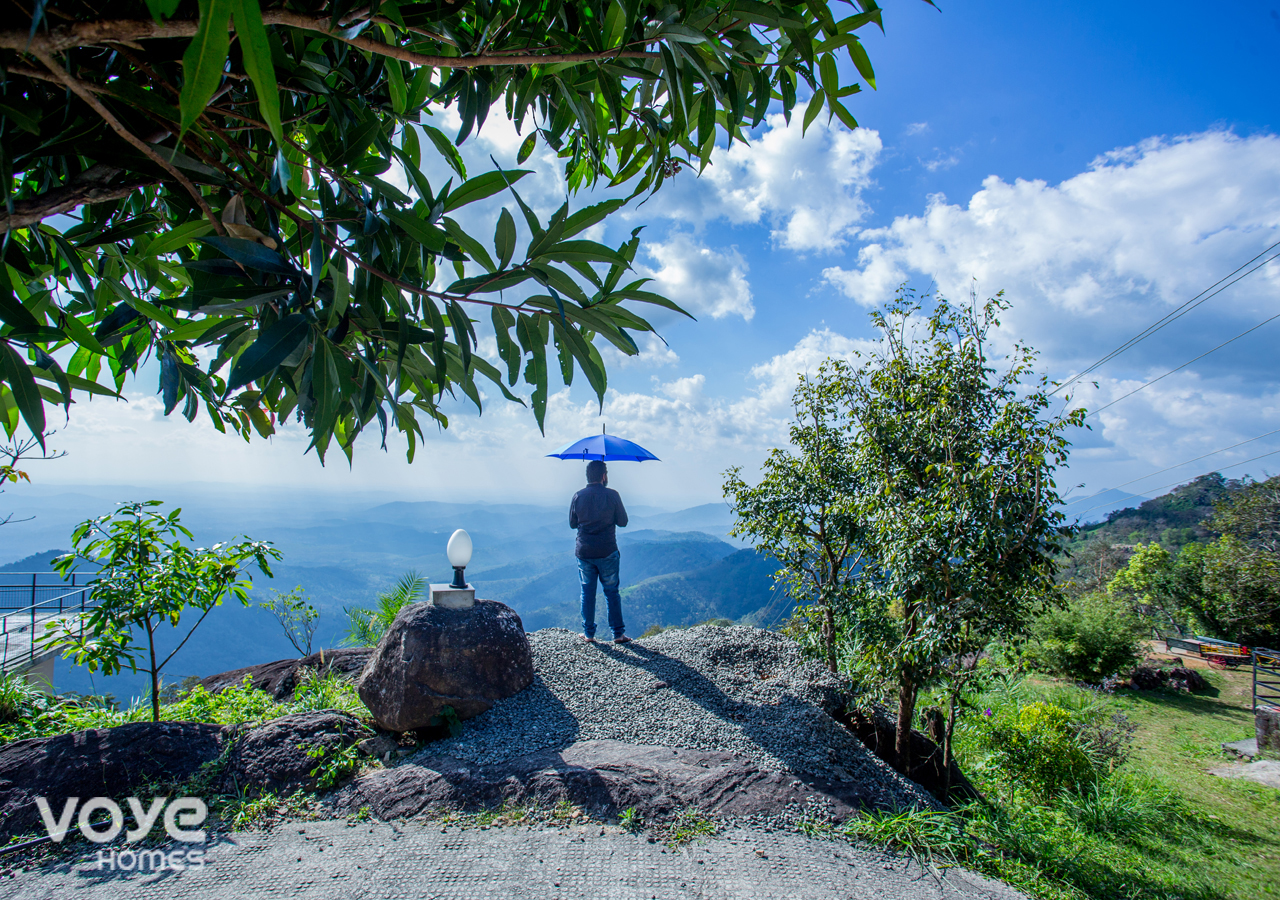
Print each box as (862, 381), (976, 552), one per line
(570, 460), (631, 643)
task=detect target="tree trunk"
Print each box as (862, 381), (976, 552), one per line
(147, 620), (160, 723)
(941, 688), (958, 804)
(823, 601), (837, 673)
(895, 677), (917, 775)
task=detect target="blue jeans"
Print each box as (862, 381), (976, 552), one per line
(578, 551), (624, 639)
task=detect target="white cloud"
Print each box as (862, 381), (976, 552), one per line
(824, 130), (1280, 349)
(823, 129), (1280, 494)
(638, 236), (754, 320)
(905, 122), (930, 136)
(922, 153), (960, 172)
(600, 335), (680, 369)
(636, 101), (882, 252)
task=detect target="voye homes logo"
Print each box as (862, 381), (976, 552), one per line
(36, 796), (208, 872)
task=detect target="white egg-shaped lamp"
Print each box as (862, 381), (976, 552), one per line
(447, 529), (473, 588)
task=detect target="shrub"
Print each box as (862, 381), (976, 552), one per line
(0, 672), (45, 724)
(978, 701), (1095, 797)
(1024, 593), (1145, 683)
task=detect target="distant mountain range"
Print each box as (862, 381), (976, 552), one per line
(0, 488), (785, 701)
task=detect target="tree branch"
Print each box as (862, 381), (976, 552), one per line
(0, 164), (157, 232)
(29, 48), (226, 236)
(2, 13), (659, 67)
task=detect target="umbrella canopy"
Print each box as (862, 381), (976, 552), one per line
(546, 432), (660, 462)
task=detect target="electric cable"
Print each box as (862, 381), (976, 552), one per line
(1050, 242), (1280, 397)
(1085, 308), (1280, 418)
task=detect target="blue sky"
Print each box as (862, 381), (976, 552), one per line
(19, 0), (1280, 513)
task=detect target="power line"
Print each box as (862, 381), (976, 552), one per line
(1086, 308), (1280, 418)
(1069, 445), (1280, 521)
(1051, 242), (1280, 397)
(1096, 427), (1280, 495)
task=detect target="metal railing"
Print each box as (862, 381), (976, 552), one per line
(1255, 647), (1280, 716)
(0, 573), (99, 673)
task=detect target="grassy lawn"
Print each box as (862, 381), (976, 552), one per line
(1104, 665), (1280, 899)
(942, 663), (1280, 900)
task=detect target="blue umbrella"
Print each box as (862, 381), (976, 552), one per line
(546, 427), (660, 462)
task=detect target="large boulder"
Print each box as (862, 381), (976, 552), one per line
(0, 722), (230, 841)
(357, 599), (534, 732)
(220, 711), (371, 793)
(199, 648), (373, 700)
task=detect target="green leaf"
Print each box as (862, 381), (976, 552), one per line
(385, 209), (447, 252)
(49, 234), (93, 298)
(230, 0), (282, 143)
(829, 97), (859, 131)
(199, 237), (298, 276)
(385, 59), (408, 115)
(0, 267), (40, 336)
(423, 125), (467, 180)
(494, 207), (517, 271)
(517, 133), (537, 164)
(310, 337), (341, 459)
(442, 218), (496, 272)
(443, 170), (532, 212)
(0, 342), (45, 447)
(227, 315), (310, 391)
(802, 90), (825, 135)
(178, 0), (234, 137)
(819, 54), (839, 98)
(144, 0), (182, 21)
(144, 221), (215, 257)
(536, 240), (626, 266)
(491, 306), (520, 386)
(847, 37), (877, 90)
(561, 198), (626, 240)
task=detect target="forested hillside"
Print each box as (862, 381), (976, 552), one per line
(1058, 473), (1243, 586)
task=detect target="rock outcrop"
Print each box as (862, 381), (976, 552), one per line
(357, 599), (534, 732)
(199, 648), (373, 700)
(218, 712), (370, 794)
(0, 712), (369, 843)
(1129, 665), (1208, 693)
(0, 721), (229, 841)
(336, 739), (914, 822)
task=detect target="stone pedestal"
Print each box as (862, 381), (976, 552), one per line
(1258, 708), (1280, 753)
(430, 583), (475, 609)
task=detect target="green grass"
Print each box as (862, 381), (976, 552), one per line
(845, 666), (1279, 900)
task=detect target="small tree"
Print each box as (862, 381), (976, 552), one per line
(1198, 476), (1280, 644)
(838, 290), (1083, 785)
(343, 572), (426, 647)
(724, 373), (864, 673)
(261, 586), (321, 657)
(47, 501), (280, 721)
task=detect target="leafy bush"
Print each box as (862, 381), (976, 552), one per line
(1024, 593), (1145, 683)
(978, 701), (1095, 797)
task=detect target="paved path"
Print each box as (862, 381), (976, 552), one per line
(0, 820), (1024, 900)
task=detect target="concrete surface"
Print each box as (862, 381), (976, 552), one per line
(0, 820), (1026, 900)
(1209, 759), (1280, 789)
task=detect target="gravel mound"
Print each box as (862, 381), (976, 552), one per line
(413, 625), (929, 808)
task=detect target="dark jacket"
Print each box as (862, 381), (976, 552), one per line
(569, 483), (628, 559)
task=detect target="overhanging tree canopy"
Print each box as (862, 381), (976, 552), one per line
(0, 0), (906, 462)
